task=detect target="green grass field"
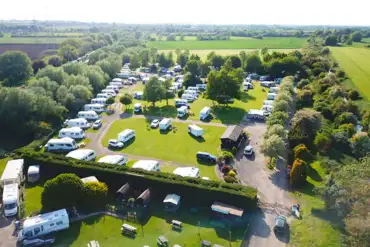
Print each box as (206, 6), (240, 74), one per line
(102, 118), (225, 180)
(331, 47), (370, 100)
(24, 183), (44, 216)
(0, 157), (11, 177)
(149, 37), (307, 50)
(54, 206), (245, 247)
(0, 33), (78, 44)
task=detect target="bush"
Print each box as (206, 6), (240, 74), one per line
(293, 144), (310, 160)
(221, 151), (234, 164)
(289, 159), (308, 187)
(82, 182), (108, 211)
(314, 133), (332, 154)
(221, 165), (231, 174)
(177, 89), (184, 98)
(336, 69), (346, 78)
(348, 90), (360, 100)
(227, 170), (237, 177)
(224, 175), (238, 183)
(105, 97), (115, 105)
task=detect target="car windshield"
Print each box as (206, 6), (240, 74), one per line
(4, 203), (16, 210)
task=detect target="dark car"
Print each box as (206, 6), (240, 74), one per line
(196, 152), (217, 163)
(274, 215), (287, 233)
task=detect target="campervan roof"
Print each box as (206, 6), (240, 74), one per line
(47, 137), (74, 144)
(200, 107), (211, 114)
(23, 209), (68, 228)
(60, 127), (82, 132)
(188, 124), (202, 131)
(132, 160), (158, 171)
(0, 159), (23, 181)
(66, 149), (94, 159)
(98, 155), (126, 164)
(160, 118), (171, 125)
(173, 167), (200, 178)
(81, 176), (99, 183)
(28, 165), (40, 175)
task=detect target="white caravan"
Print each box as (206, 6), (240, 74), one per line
(98, 155), (128, 165)
(200, 107), (211, 120)
(134, 103), (142, 113)
(159, 118), (172, 131)
(188, 124), (204, 137)
(184, 90), (198, 97)
(59, 127), (85, 139)
(0, 159), (24, 187)
(2, 184), (19, 217)
(263, 100), (275, 106)
(66, 149), (96, 161)
(96, 93), (109, 99)
(77, 111), (99, 121)
(45, 138), (78, 152)
(106, 85), (119, 93)
(91, 98), (108, 105)
(267, 93), (277, 100)
(109, 81), (123, 88)
(181, 94), (195, 102)
(187, 86), (200, 93)
(269, 87), (279, 93)
(118, 129), (136, 143)
(196, 84), (207, 91)
(177, 106), (188, 118)
(84, 104), (105, 113)
(18, 209), (69, 241)
(65, 118), (90, 129)
(27, 165), (40, 183)
(112, 78), (123, 83)
(101, 89), (116, 97)
(132, 160), (160, 172)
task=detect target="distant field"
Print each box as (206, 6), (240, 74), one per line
(149, 37), (307, 50)
(331, 47), (370, 99)
(0, 33), (84, 44)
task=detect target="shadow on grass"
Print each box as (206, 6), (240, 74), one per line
(54, 219), (82, 246)
(212, 105), (245, 124)
(84, 215), (104, 225)
(239, 92), (257, 103)
(189, 134), (205, 143)
(311, 208), (345, 229)
(120, 137), (136, 149)
(294, 182), (316, 197)
(145, 105), (177, 118)
(307, 165), (323, 182)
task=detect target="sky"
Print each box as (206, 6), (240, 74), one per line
(2, 0), (370, 26)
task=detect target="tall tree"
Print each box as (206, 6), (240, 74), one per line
(143, 77), (166, 107)
(351, 31), (362, 42)
(261, 134), (286, 161)
(0, 51), (33, 86)
(184, 59), (201, 77)
(129, 54), (141, 70)
(32, 59), (46, 74)
(245, 53), (263, 73)
(120, 93), (133, 110)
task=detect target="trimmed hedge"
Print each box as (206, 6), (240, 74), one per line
(15, 150), (258, 210)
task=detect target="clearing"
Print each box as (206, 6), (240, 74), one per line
(148, 37), (307, 50)
(102, 118), (225, 179)
(331, 47), (370, 99)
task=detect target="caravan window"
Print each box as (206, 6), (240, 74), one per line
(56, 221), (63, 225)
(50, 223), (55, 227)
(34, 227), (41, 235)
(88, 152), (94, 157)
(41, 226), (44, 231)
(24, 231), (33, 238)
(66, 144), (72, 147)
(49, 144), (54, 147)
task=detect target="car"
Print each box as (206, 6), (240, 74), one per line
(108, 139), (124, 148)
(244, 145), (254, 156)
(274, 215), (287, 233)
(196, 152), (217, 163)
(151, 119), (159, 128)
(23, 237), (55, 247)
(92, 119), (102, 129)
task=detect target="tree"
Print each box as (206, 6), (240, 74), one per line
(244, 53), (263, 73)
(266, 111), (289, 126)
(58, 44), (79, 62)
(261, 134), (286, 161)
(200, 61), (211, 78)
(183, 72), (201, 88)
(120, 93), (133, 109)
(36, 66), (67, 84)
(351, 31), (362, 42)
(290, 159), (308, 187)
(335, 112), (357, 126)
(129, 54), (141, 70)
(0, 51), (33, 86)
(143, 77), (166, 107)
(265, 124), (288, 140)
(139, 50), (150, 67)
(314, 132), (332, 154)
(261, 47), (269, 55)
(28, 77), (60, 99)
(41, 173), (84, 210)
(48, 56), (62, 67)
(228, 55), (242, 69)
(81, 182), (108, 211)
(106, 97), (115, 105)
(177, 53), (189, 67)
(293, 144), (310, 160)
(273, 100), (290, 112)
(324, 35), (338, 46)
(86, 65), (106, 94)
(297, 78), (310, 89)
(184, 59), (201, 77)
(351, 132), (370, 158)
(177, 89), (184, 98)
(239, 51), (248, 66)
(62, 62), (86, 76)
(32, 59), (46, 74)
(97, 55), (121, 78)
(275, 92), (293, 107)
(291, 109), (322, 139)
(210, 55), (225, 69)
(163, 79), (173, 105)
(348, 89), (360, 100)
(296, 88), (314, 109)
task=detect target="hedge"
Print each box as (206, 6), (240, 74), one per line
(15, 150), (258, 210)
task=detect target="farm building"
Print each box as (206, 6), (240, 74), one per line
(220, 125), (246, 150)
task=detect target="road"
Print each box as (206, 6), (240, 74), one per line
(0, 215), (18, 247)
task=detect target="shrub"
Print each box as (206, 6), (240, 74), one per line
(227, 170), (237, 177)
(224, 175), (238, 183)
(105, 97), (115, 105)
(348, 90), (360, 100)
(336, 69), (346, 78)
(177, 89), (184, 98)
(289, 159), (308, 187)
(293, 144), (310, 160)
(314, 133), (332, 154)
(221, 151), (234, 164)
(81, 182), (108, 211)
(221, 165), (231, 174)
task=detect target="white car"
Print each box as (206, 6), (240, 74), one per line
(151, 119), (159, 128)
(108, 139), (124, 148)
(244, 145), (254, 156)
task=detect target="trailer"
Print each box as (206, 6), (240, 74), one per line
(188, 124), (204, 137)
(0, 159), (24, 188)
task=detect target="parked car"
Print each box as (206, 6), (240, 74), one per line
(244, 145), (254, 156)
(108, 139), (124, 149)
(274, 215), (287, 233)
(23, 237), (55, 247)
(151, 119), (159, 128)
(92, 119), (102, 129)
(196, 152), (217, 163)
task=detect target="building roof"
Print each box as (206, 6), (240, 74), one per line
(220, 125), (244, 141)
(116, 183), (130, 195)
(0, 159), (23, 181)
(132, 160), (159, 171)
(81, 176), (99, 184)
(23, 209), (68, 228)
(163, 194), (181, 205)
(173, 167), (200, 178)
(66, 149), (94, 160)
(136, 188), (151, 204)
(211, 201), (244, 217)
(98, 155), (126, 164)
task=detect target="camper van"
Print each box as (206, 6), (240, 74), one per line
(112, 78), (123, 83)
(262, 105), (273, 113)
(106, 85), (119, 93)
(59, 127), (85, 139)
(184, 90), (198, 98)
(18, 209), (70, 241)
(263, 100), (275, 106)
(96, 93), (109, 99)
(101, 89), (116, 97)
(196, 84), (207, 91)
(177, 106), (188, 118)
(91, 98), (107, 105)
(133, 91), (143, 99)
(159, 118), (172, 131)
(2, 183), (19, 217)
(0, 159), (24, 188)
(118, 129), (136, 143)
(84, 104), (105, 113)
(45, 138), (78, 152)
(269, 87), (279, 93)
(66, 149), (96, 161)
(134, 103), (142, 113)
(128, 77), (137, 84)
(98, 155), (128, 165)
(65, 118), (90, 129)
(200, 107), (211, 120)
(27, 165), (40, 183)
(261, 81), (275, 88)
(181, 94), (195, 102)
(187, 86), (200, 93)
(188, 124), (204, 137)
(132, 160), (160, 172)
(109, 81), (123, 88)
(267, 93), (277, 100)
(77, 111), (99, 121)
(175, 99), (188, 108)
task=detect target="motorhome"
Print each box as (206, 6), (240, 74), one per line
(173, 167), (200, 178)
(118, 129), (136, 143)
(184, 90), (198, 97)
(101, 89), (116, 97)
(98, 155), (128, 165)
(59, 127), (85, 139)
(181, 94), (195, 102)
(27, 165), (40, 183)
(18, 209), (70, 241)
(2, 184), (19, 217)
(77, 111), (99, 121)
(262, 105), (273, 113)
(132, 160), (160, 172)
(269, 87), (279, 93)
(128, 77), (137, 84)
(109, 81), (123, 88)
(106, 85), (119, 93)
(267, 93), (277, 100)
(200, 107), (211, 120)
(65, 118), (90, 129)
(84, 104), (105, 113)
(177, 106), (188, 118)
(263, 100), (275, 106)
(261, 81), (275, 88)
(188, 124), (204, 137)
(196, 84), (207, 91)
(112, 78), (123, 83)
(0, 159), (23, 187)
(247, 109), (266, 120)
(159, 118), (172, 131)
(134, 103), (142, 113)
(175, 99), (188, 108)
(187, 86), (200, 93)
(96, 93), (109, 99)
(66, 149), (96, 161)
(91, 98), (107, 105)
(45, 138), (78, 152)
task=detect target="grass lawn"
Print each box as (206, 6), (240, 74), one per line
(289, 161), (342, 247)
(0, 157), (11, 176)
(331, 47), (370, 100)
(148, 37), (307, 50)
(102, 118), (225, 180)
(54, 206), (245, 247)
(24, 182), (44, 216)
(125, 82), (267, 124)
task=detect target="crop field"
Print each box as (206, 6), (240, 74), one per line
(0, 33), (83, 44)
(148, 37), (306, 50)
(331, 47), (370, 99)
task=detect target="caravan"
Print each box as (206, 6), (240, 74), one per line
(96, 93), (109, 99)
(267, 93), (277, 100)
(118, 129), (136, 143)
(106, 85), (119, 93)
(91, 98), (107, 105)
(101, 89), (116, 97)
(0, 159), (24, 187)
(18, 209), (69, 241)
(59, 127), (85, 139)
(200, 107), (211, 120)
(112, 78), (123, 83)
(159, 118), (172, 131)
(65, 118), (90, 129)
(109, 81), (123, 88)
(84, 104), (105, 113)
(181, 94), (195, 102)
(2, 184), (19, 217)
(134, 103), (142, 113)
(66, 149), (96, 161)
(77, 111), (99, 121)
(45, 138), (78, 152)
(175, 99), (188, 108)
(177, 106), (188, 118)
(269, 87), (279, 93)
(98, 155), (128, 165)
(188, 124), (204, 137)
